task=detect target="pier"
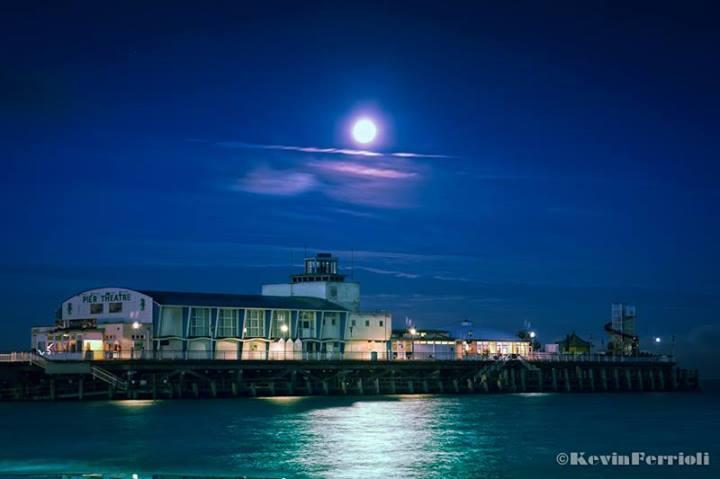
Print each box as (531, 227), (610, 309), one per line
(0, 353), (699, 401)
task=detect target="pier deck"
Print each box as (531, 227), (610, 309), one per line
(0, 354), (700, 400)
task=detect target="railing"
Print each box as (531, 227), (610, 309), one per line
(91, 366), (128, 390)
(1, 350), (674, 363)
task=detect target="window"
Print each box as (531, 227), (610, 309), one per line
(245, 309), (264, 337)
(379, 320), (384, 327)
(271, 310), (290, 338)
(351, 319), (356, 327)
(365, 320), (370, 327)
(189, 308), (210, 337)
(217, 309), (237, 337)
(109, 302), (122, 313)
(90, 303), (103, 314)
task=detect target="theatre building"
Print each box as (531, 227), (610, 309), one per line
(31, 253), (392, 360)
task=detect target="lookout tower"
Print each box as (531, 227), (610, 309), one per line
(292, 253), (345, 283)
(262, 252), (360, 311)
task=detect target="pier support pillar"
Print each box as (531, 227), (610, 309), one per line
(407, 381), (414, 394)
(576, 366), (583, 391)
(152, 374), (158, 399)
(210, 381), (218, 398)
(537, 370), (543, 392)
(614, 369), (620, 391)
(50, 379), (56, 401)
(437, 379), (444, 393)
(422, 380), (429, 393)
(375, 378), (380, 395)
(389, 374), (396, 394)
(551, 368), (558, 392)
(588, 369), (595, 392)
(564, 369), (571, 392)
(322, 380), (329, 395)
(250, 383), (257, 397)
(520, 369), (527, 392)
(637, 369), (644, 391)
(305, 379), (313, 395)
(600, 369), (608, 391)
(192, 382), (199, 398)
(357, 378), (364, 395)
(649, 370), (656, 391)
(658, 369), (665, 390)
(481, 374), (489, 393)
(509, 369), (517, 392)
(672, 368), (679, 390)
(466, 378), (474, 392)
(231, 382), (238, 396)
(78, 378), (84, 400)
(624, 369), (632, 391)
(452, 379), (459, 393)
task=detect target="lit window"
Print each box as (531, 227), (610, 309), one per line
(271, 310), (290, 338)
(245, 309), (264, 337)
(109, 302), (122, 313)
(189, 308), (210, 337)
(217, 309), (238, 337)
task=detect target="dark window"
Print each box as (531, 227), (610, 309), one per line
(331, 319), (336, 326)
(303, 321), (310, 329)
(90, 303), (103, 314)
(365, 320), (370, 327)
(379, 321), (384, 327)
(109, 302), (122, 313)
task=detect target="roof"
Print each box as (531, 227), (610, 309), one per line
(558, 332), (591, 347)
(139, 290), (347, 311)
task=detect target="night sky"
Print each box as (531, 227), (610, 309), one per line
(2, 1), (719, 374)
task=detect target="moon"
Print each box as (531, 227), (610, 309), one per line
(352, 118), (377, 144)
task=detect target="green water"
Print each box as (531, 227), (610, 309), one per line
(0, 392), (718, 478)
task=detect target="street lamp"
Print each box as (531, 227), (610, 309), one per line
(529, 331), (536, 339)
(654, 336), (661, 343)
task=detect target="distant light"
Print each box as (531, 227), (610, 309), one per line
(409, 327), (417, 335)
(132, 474), (139, 479)
(655, 337), (661, 343)
(280, 324), (289, 333)
(132, 321), (141, 330)
(352, 118), (377, 144)
(529, 331), (536, 339)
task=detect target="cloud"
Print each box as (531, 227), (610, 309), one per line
(355, 266), (420, 279)
(231, 166), (317, 196)
(225, 140), (428, 208)
(309, 160), (418, 179)
(217, 141), (451, 159)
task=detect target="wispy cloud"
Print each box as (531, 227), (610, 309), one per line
(231, 166), (317, 196)
(217, 141), (451, 159)
(355, 266), (420, 279)
(308, 160), (418, 179)
(222, 140), (428, 208)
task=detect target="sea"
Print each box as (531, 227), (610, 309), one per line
(0, 386), (718, 479)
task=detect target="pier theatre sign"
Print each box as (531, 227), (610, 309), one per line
(81, 291), (132, 304)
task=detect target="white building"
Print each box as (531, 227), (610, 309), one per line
(31, 253), (392, 360)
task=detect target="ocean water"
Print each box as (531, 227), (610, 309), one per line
(0, 390), (718, 479)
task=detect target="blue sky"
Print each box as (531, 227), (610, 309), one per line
(1, 1), (719, 374)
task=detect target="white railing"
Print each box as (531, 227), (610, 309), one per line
(1, 350), (673, 363)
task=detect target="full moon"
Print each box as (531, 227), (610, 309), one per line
(352, 118), (377, 144)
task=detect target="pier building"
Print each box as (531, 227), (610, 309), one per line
(31, 253), (392, 360)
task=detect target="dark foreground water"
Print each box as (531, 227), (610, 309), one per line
(0, 390), (719, 479)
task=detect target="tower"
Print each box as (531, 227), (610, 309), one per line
(262, 252), (360, 311)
